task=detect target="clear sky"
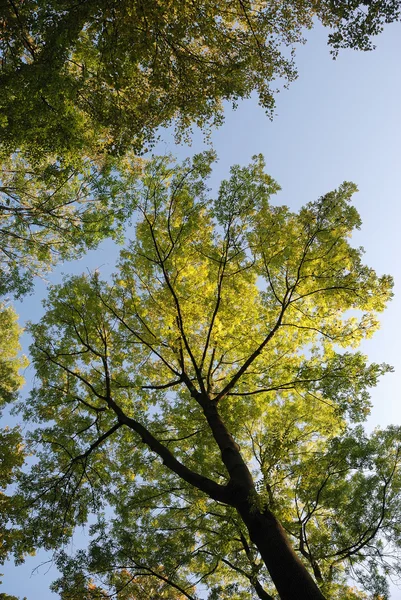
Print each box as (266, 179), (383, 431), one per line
(3, 19), (401, 599)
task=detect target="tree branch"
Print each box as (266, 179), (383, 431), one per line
(104, 392), (229, 503)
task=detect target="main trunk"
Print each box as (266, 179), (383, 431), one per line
(237, 501), (326, 600)
(201, 400), (326, 599)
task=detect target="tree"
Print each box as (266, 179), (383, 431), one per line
(1, 0), (400, 165)
(0, 152), (141, 297)
(321, 0), (401, 54)
(0, 304), (29, 566)
(15, 153), (397, 599)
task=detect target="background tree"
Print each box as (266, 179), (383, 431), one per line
(13, 153), (397, 599)
(1, 0), (400, 165)
(0, 304), (30, 567)
(0, 153), (141, 297)
(1, 0), (399, 299)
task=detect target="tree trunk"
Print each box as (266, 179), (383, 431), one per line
(237, 502), (326, 600)
(201, 399), (326, 599)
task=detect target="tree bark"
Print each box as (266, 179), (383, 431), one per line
(237, 501), (326, 600)
(191, 397), (325, 599)
(201, 400), (326, 599)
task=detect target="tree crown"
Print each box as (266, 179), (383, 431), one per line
(15, 154), (397, 599)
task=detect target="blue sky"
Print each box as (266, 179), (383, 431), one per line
(3, 19), (401, 599)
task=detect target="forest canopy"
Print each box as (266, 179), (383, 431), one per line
(1, 0), (400, 164)
(1, 0), (400, 294)
(1, 1), (400, 598)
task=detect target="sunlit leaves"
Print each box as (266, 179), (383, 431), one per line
(0, 304), (28, 566)
(0, 0), (305, 163)
(16, 153), (395, 598)
(0, 305), (26, 402)
(2, 0), (399, 167)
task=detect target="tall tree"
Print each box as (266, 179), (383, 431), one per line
(1, 0), (400, 164)
(14, 154), (398, 599)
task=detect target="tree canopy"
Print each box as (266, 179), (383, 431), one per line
(13, 154), (398, 599)
(1, 0), (400, 164)
(1, 2), (400, 597)
(1, 0), (399, 296)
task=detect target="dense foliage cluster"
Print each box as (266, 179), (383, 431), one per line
(1, 0), (400, 162)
